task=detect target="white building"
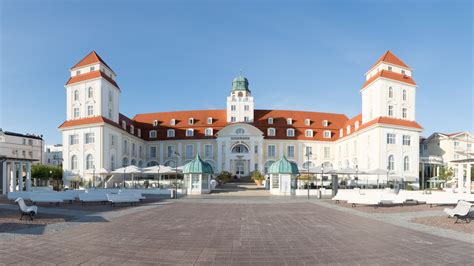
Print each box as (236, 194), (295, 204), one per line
(59, 50), (422, 187)
(43, 144), (63, 166)
(0, 129), (44, 194)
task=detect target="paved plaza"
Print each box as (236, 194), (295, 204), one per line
(0, 186), (473, 265)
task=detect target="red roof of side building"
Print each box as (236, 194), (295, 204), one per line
(70, 51), (114, 71)
(361, 70), (416, 90)
(65, 70), (120, 89)
(371, 50), (411, 70)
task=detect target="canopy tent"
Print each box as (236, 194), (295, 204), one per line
(111, 166), (143, 188)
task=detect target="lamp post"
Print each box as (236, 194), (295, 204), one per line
(355, 164), (359, 188)
(49, 170), (52, 189)
(386, 166), (390, 189)
(174, 151), (181, 199)
(92, 166), (95, 188)
(306, 151), (312, 199)
(318, 163), (324, 199)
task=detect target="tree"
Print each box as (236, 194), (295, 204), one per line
(31, 164), (63, 190)
(437, 166), (454, 189)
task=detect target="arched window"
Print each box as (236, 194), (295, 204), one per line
(235, 128), (245, 135)
(86, 154), (94, 169)
(71, 155), (78, 170)
(164, 160), (177, 168)
(286, 128), (295, 137)
(404, 156), (410, 171)
(74, 90), (79, 101)
(110, 155), (115, 170)
(305, 130), (313, 138)
(131, 159), (137, 166)
(147, 161), (159, 167)
(167, 129), (175, 138)
(388, 86), (393, 98)
(88, 87), (93, 98)
(267, 128), (276, 136)
(264, 161), (275, 174)
(232, 144), (249, 153)
(402, 90), (407, 101)
(388, 155), (395, 171)
(122, 157), (129, 167)
(205, 128), (213, 136)
(302, 161), (315, 169)
(138, 161), (143, 167)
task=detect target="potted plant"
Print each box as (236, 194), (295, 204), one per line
(216, 171), (231, 185)
(251, 171), (265, 186)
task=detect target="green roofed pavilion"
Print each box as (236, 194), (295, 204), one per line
(268, 156), (299, 175)
(183, 154), (213, 174)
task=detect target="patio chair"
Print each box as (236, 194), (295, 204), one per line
(15, 198), (38, 221)
(444, 200), (473, 223)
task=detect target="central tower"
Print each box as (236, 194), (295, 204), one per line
(226, 74), (254, 123)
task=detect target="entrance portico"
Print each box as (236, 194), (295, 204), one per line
(0, 157), (34, 195)
(451, 158), (473, 193)
(216, 123), (264, 175)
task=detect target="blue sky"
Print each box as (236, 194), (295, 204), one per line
(1, 0), (472, 144)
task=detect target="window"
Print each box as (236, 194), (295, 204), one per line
(268, 118), (273, 124)
(244, 116), (250, 122)
(185, 144), (194, 159)
(287, 129), (295, 137)
(122, 121), (126, 130)
(355, 121), (359, 130)
(322, 120), (328, 127)
(167, 129), (175, 138)
(346, 125), (351, 135)
(287, 118), (293, 125)
(111, 135), (116, 146)
(87, 105), (94, 116)
(403, 90), (407, 101)
(255, 145), (258, 154)
(323, 130), (331, 138)
(149, 130), (157, 138)
(122, 157), (129, 167)
(108, 91), (113, 102)
(130, 125), (135, 134)
(137, 129), (141, 137)
(287, 145), (295, 158)
(324, 147), (330, 159)
(76, 70), (81, 76)
(305, 146), (312, 156)
(231, 117), (236, 122)
(387, 133), (396, 144)
(454, 141), (459, 149)
(85, 133), (95, 144)
(170, 119), (176, 125)
(388, 66), (392, 71)
(108, 108), (112, 119)
(123, 140), (128, 153)
(388, 105), (394, 117)
(71, 155), (78, 170)
(403, 135), (411, 146)
(305, 119), (311, 126)
(110, 155), (115, 170)
(207, 117), (213, 124)
(244, 105), (249, 111)
(188, 118), (194, 125)
(339, 129), (343, 137)
(74, 90), (79, 101)
(404, 156), (410, 171)
(235, 128), (245, 135)
(305, 130), (313, 138)
(388, 86), (393, 98)
(267, 128), (276, 136)
(205, 128), (213, 136)
(153, 120), (158, 127)
(88, 87), (93, 98)
(401, 69), (405, 75)
(402, 108), (407, 119)
(232, 144), (249, 153)
(388, 155), (395, 170)
(267, 145), (276, 157)
(231, 105), (236, 111)
(150, 146), (157, 158)
(204, 144), (213, 158)
(70, 134), (79, 145)
(90, 66), (95, 71)
(86, 154), (94, 169)
(73, 107), (80, 118)
(468, 143), (472, 151)
(167, 145), (176, 157)
(186, 129), (194, 137)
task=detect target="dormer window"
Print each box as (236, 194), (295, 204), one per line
(287, 118), (293, 125)
(355, 121), (359, 130)
(149, 130), (157, 138)
(388, 66), (392, 71)
(205, 128), (213, 136)
(322, 120), (328, 127)
(305, 119), (311, 126)
(401, 69), (405, 75)
(346, 125), (351, 135)
(188, 118), (194, 125)
(305, 130), (313, 138)
(76, 70), (81, 76)
(122, 121), (126, 130)
(323, 130), (331, 139)
(167, 129), (175, 138)
(339, 129), (343, 137)
(90, 66), (95, 71)
(130, 125), (134, 134)
(267, 128), (276, 136)
(137, 129), (141, 137)
(170, 119), (176, 125)
(186, 129), (194, 137)
(207, 117), (213, 124)
(268, 118), (273, 124)
(286, 128), (295, 137)
(152, 120), (158, 127)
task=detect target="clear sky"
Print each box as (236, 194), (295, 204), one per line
(0, 0), (472, 144)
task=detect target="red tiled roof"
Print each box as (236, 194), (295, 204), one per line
(361, 70), (416, 90)
(371, 50), (411, 70)
(59, 116), (112, 129)
(65, 70), (120, 89)
(70, 51), (113, 71)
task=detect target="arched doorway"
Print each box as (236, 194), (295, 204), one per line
(235, 161), (244, 176)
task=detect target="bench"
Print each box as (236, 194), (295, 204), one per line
(107, 193), (140, 206)
(79, 192), (109, 205)
(118, 190), (146, 200)
(15, 198), (38, 220)
(347, 194), (381, 208)
(444, 200), (472, 223)
(379, 193), (406, 206)
(30, 193), (64, 205)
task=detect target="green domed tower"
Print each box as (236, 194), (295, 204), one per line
(232, 75), (250, 92)
(226, 72), (255, 123)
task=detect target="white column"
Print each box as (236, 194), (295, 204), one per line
(250, 140), (255, 172)
(457, 164), (464, 192)
(258, 140), (263, 173)
(224, 140), (230, 171)
(11, 162), (17, 192)
(18, 162), (23, 191)
(217, 140), (222, 173)
(1, 161), (7, 195)
(466, 164), (471, 193)
(26, 162), (32, 191)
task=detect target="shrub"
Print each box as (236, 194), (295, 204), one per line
(251, 171), (265, 181)
(216, 171), (231, 184)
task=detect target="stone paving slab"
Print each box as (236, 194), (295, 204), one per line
(1, 199), (473, 265)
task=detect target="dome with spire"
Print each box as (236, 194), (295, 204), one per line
(268, 156), (299, 175)
(182, 154), (214, 174)
(232, 74), (250, 92)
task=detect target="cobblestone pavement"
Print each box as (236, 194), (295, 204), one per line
(1, 196), (473, 265)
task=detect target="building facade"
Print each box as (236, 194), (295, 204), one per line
(59, 51), (422, 186)
(0, 129), (44, 194)
(43, 144), (63, 166)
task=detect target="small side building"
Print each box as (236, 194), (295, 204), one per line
(182, 154), (213, 195)
(268, 156), (299, 196)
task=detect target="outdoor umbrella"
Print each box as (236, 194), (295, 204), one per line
(111, 165), (143, 188)
(366, 168), (388, 188)
(143, 165), (175, 187)
(84, 168), (109, 188)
